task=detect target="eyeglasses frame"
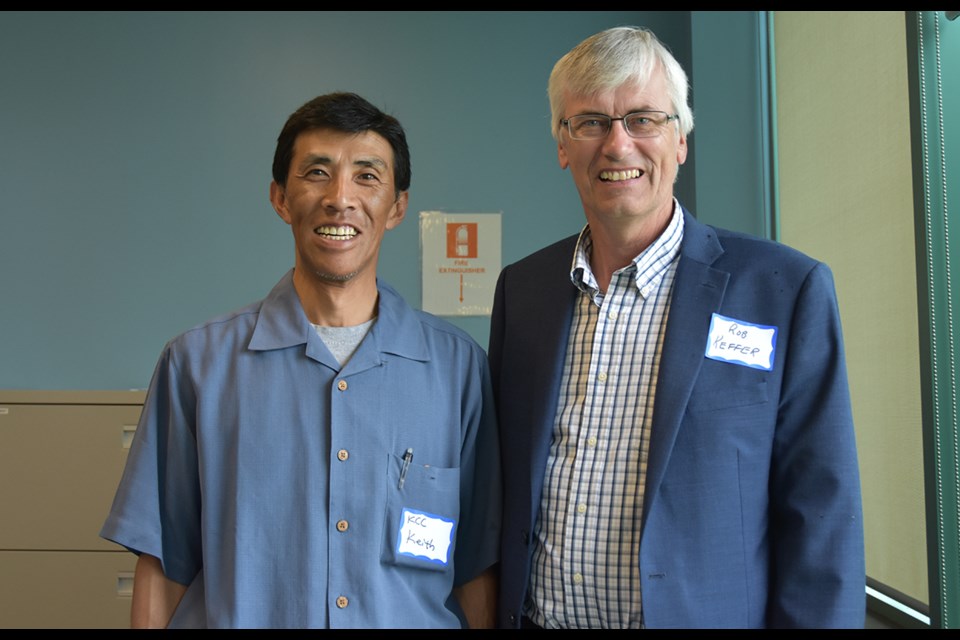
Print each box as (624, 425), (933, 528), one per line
(560, 110), (680, 140)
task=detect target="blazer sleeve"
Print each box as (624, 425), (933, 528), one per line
(768, 261), (865, 627)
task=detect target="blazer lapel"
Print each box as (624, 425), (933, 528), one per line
(642, 211), (729, 527)
(525, 239), (579, 492)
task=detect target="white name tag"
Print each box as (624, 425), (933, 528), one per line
(705, 313), (777, 371)
(397, 507), (455, 565)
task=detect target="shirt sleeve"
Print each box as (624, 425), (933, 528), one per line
(99, 341), (203, 586)
(452, 342), (502, 587)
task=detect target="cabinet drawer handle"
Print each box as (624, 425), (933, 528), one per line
(121, 425), (137, 449)
(117, 572), (135, 597)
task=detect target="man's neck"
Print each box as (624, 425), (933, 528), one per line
(587, 208), (673, 292)
(291, 268), (379, 327)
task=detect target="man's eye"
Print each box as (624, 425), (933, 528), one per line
(301, 168), (328, 180)
(358, 173), (381, 182)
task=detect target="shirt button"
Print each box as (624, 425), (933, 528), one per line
(587, 436), (597, 448)
(573, 573), (583, 585)
(597, 371), (607, 383)
(337, 449), (349, 461)
(337, 380), (348, 391)
(336, 596), (349, 609)
(336, 519), (349, 532)
(608, 310), (618, 321)
(577, 503), (587, 514)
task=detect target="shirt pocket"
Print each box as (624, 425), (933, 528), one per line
(380, 452), (460, 573)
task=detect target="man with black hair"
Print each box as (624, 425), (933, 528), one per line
(102, 92), (500, 629)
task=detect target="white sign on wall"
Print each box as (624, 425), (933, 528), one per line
(420, 211), (501, 316)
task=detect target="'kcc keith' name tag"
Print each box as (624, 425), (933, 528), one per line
(397, 507), (455, 565)
(705, 313), (777, 371)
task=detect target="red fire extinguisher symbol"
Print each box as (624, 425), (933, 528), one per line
(446, 223), (478, 259)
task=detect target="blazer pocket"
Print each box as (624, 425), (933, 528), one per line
(380, 452), (460, 573)
(686, 379), (769, 413)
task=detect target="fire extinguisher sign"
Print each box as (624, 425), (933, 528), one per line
(419, 211), (501, 316)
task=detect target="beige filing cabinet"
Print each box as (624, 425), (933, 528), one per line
(0, 390), (145, 629)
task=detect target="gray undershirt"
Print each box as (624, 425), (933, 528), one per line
(312, 317), (376, 366)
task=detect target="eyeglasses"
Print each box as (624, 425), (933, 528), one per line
(561, 111), (680, 140)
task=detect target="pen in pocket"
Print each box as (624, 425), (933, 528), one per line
(399, 447), (414, 489)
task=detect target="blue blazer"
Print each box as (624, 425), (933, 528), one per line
(489, 208), (865, 628)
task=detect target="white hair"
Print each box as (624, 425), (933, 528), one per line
(548, 26), (695, 140)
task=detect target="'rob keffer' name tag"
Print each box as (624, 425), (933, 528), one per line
(397, 507), (455, 565)
(705, 313), (777, 371)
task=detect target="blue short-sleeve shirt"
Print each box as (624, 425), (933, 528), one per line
(100, 270), (501, 628)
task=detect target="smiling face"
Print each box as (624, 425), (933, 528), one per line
(269, 128), (407, 292)
(557, 64), (687, 236)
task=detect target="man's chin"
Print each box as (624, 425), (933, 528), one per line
(314, 269), (359, 284)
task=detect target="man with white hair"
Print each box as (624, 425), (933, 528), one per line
(490, 26), (865, 629)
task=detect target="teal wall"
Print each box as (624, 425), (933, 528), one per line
(690, 11), (773, 238)
(0, 11), (765, 390)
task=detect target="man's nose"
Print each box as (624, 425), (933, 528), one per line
(601, 119), (635, 158)
(322, 175), (357, 211)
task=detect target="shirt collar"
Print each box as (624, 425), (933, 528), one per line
(248, 269), (312, 351)
(248, 269), (429, 362)
(570, 199), (685, 299)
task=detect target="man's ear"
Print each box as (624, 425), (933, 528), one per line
(557, 139), (570, 170)
(385, 191), (408, 230)
(269, 180), (292, 224)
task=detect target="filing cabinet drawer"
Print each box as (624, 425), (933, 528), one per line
(0, 401), (142, 550)
(0, 549), (137, 628)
